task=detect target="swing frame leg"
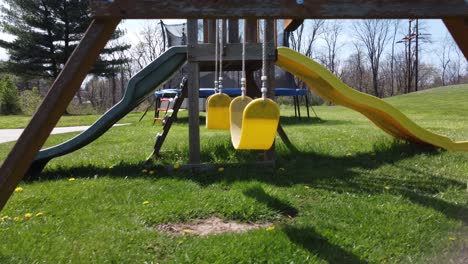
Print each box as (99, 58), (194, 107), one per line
(0, 18), (120, 211)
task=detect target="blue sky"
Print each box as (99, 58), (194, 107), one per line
(0, 18), (463, 67)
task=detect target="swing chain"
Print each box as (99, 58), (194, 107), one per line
(214, 19), (219, 93)
(218, 19), (224, 94)
(261, 19), (267, 101)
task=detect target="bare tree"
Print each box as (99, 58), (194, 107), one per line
(417, 63), (438, 89)
(393, 51), (408, 93)
(447, 39), (465, 85)
(130, 21), (166, 72)
(289, 19), (325, 58)
(353, 20), (390, 97)
(388, 20), (400, 95)
(289, 19), (325, 104)
(341, 42), (370, 93)
(319, 20), (342, 75)
(438, 33), (452, 86)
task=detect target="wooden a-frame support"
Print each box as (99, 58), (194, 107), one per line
(0, 0), (467, 211)
(0, 19), (120, 210)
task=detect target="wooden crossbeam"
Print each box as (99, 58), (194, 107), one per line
(90, 0), (468, 19)
(0, 19), (120, 210)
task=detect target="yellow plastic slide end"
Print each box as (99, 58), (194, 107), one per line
(206, 93), (231, 130)
(230, 97), (280, 150)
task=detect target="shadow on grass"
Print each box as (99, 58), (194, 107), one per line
(32, 140), (467, 225)
(283, 226), (368, 264)
(243, 186), (298, 218)
(162, 115), (347, 127)
(279, 116), (352, 126)
(25, 140), (467, 263)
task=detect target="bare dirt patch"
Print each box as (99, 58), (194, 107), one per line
(157, 217), (272, 236)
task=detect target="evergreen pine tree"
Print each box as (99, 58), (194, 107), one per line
(0, 0), (130, 79)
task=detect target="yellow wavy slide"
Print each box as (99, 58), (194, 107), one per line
(276, 47), (468, 151)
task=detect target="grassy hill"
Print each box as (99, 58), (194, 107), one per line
(0, 84), (467, 263)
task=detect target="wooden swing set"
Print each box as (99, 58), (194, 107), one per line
(0, 0), (466, 211)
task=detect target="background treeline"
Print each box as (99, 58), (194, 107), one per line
(0, 0), (466, 115)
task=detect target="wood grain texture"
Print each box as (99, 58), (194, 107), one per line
(187, 19), (201, 164)
(91, 0), (468, 19)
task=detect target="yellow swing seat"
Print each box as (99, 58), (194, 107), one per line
(206, 93), (231, 130)
(230, 96), (280, 150)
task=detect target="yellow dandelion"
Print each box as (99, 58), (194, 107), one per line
(183, 229), (191, 233)
(68, 178), (76, 182)
(174, 164), (181, 170)
(141, 169), (148, 173)
(24, 213), (32, 219)
(143, 201), (150, 205)
(266, 226), (275, 231)
(13, 216), (22, 222)
(149, 170), (155, 175)
(1, 215), (9, 221)
(384, 186), (391, 190)
(218, 167), (224, 172)
(448, 236), (456, 241)
(35, 212), (44, 217)
(304, 185), (310, 189)
(14, 187), (24, 193)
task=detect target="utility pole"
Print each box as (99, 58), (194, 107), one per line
(397, 19), (429, 93)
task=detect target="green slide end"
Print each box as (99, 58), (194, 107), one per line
(29, 46), (187, 174)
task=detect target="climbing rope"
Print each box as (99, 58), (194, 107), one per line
(261, 19), (268, 101)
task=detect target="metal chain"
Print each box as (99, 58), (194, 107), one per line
(261, 19), (267, 101)
(241, 19), (246, 100)
(218, 19), (224, 94)
(214, 19), (219, 92)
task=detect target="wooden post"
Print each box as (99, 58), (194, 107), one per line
(228, 19), (239, 43)
(187, 19), (201, 164)
(244, 18), (257, 43)
(203, 19), (216, 43)
(221, 19), (227, 45)
(0, 18), (120, 210)
(244, 19), (261, 98)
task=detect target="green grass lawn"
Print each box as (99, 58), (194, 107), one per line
(0, 85), (467, 263)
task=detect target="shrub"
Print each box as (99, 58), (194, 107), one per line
(20, 87), (42, 115)
(0, 75), (22, 115)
